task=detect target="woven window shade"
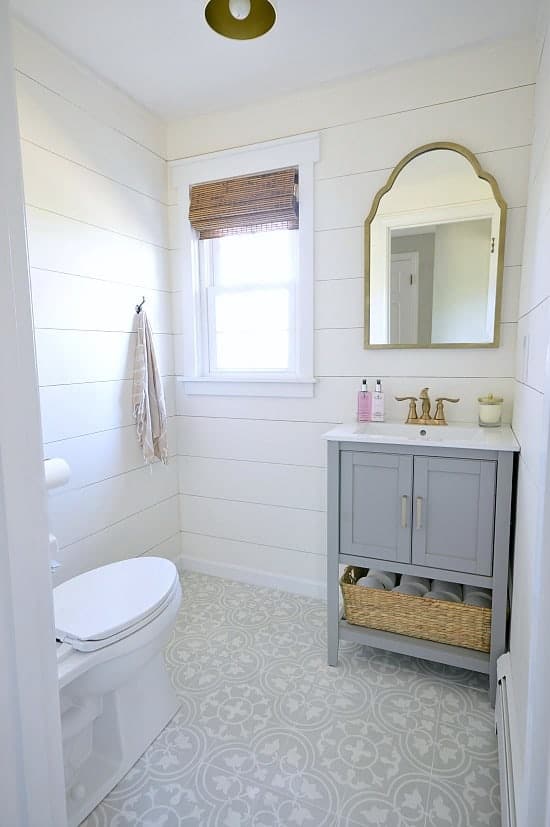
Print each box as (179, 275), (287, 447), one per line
(189, 167), (298, 239)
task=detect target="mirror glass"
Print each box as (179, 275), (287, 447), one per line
(365, 145), (506, 348)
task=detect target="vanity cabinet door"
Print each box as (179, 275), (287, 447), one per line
(340, 451), (412, 563)
(412, 457), (496, 575)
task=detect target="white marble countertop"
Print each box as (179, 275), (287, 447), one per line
(323, 421), (520, 452)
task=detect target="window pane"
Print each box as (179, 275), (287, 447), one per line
(211, 287), (291, 372)
(211, 229), (297, 287)
(214, 288), (289, 333)
(215, 332), (289, 372)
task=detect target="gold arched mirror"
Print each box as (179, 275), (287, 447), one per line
(364, 142), (506, 348)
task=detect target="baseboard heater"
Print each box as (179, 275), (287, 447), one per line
(496, 653), (518, 827)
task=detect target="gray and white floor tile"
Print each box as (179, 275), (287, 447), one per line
(83, 571), (499, 826)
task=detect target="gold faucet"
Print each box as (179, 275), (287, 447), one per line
(395, 387), (460, 425)
(418, 388), (432, 424)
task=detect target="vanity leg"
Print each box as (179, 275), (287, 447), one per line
(327, 442), (340, 666)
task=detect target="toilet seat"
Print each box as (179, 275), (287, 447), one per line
(54, 557), (179, 652)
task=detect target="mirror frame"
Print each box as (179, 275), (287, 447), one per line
(364, 141), (507, 349)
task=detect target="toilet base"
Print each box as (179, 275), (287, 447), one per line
(62, 652), (180, 827)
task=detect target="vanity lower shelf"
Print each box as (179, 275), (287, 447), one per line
(339, 618), (490, 674)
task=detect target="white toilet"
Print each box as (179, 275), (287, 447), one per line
(54, 555), (182, 827)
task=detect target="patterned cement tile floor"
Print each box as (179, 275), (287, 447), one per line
(83, 570), (500, 827)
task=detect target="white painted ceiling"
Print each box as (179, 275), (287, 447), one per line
(10, 0), (540, 120)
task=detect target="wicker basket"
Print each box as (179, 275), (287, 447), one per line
(340, 566), (491, 653)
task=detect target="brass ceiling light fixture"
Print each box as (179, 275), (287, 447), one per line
(205, 0), (276, 40)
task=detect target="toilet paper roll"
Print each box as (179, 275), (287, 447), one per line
(368, 570), (397, 589)
(431, 580), (463, 601)
(356, 575), (386, 590)
(463, 585), (491, 600)
(400, 575), (430, 595)
(464, 594), (492, 609)
(424, 590), (462, 603)
(44, 457), (71, 490)
(392, 583), (426, 596)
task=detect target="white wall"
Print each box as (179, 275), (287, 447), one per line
(508, 2), (550, 818)
(431, 219), (492, 343)
(168, 39), (534, 594)
(12, 22), (179, 584)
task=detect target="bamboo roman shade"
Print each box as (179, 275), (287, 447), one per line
(189, 167), (298, 239)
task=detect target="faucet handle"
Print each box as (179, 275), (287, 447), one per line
(433, 397), (460, 425)
(395, 396), (419, 424)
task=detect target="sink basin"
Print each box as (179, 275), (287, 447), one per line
(324, 421), (519, 452)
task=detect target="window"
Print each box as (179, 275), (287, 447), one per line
(171, 133), (320, 397)
(200, 228), (298, 374)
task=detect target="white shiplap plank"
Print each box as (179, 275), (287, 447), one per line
(315, 227), (364, 281)
(26, 207), (170, 291)
(178, 455), (325, 512)
(316, 86), (534, 180)
(44, 418), (177, 491)
(179, 532), (326, 593)
(40, 377), (176, 444)
(512, 382), (544, 481)
(21, 142), (168, 247)
(35, 329), (174, 386)
(178, 417), (328, 468)
(516, 298), (550, 392)
(49, 461), (178, 548)
(31, 269), (172, 334)
(16, 73), (167, 202)
(315, 323), (516, 379)
(179, 494), (326, 556)
(144, 533), (182, 563)
(52, 496), (179, 585)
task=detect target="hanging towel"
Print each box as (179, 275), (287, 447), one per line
(132, 309), (168, 464)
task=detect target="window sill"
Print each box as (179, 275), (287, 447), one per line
(178, 376), (316, 398)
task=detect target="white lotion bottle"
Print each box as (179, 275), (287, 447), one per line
(371, 379), (385, 422)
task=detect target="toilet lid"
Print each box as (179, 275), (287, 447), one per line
(54, 557), (179, 645)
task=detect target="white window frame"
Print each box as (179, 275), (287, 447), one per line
(170, 133), (320, 397)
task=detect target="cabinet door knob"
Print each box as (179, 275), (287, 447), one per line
(415, 496), (424, 529)
(401, 495), (408, 528)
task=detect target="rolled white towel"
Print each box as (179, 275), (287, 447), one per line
(356, 575), (386, 590)
(424, 590), (462, 603)
(392, 583), (426, 596)
(368, 570), (397, 589)
(400, 575), (430, 595)
(432, 580), (463, 601)
(464, 593), (492, 609)
(463, 585), (491, 600)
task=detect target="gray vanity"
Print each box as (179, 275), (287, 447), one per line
(325, 422), (519, 702)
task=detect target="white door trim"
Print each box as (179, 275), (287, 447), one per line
(0, 8), (67, 826)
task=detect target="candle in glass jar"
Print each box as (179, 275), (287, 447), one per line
(478, 393), (503, 427)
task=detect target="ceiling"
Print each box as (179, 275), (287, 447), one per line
(10, 0), (541, 120)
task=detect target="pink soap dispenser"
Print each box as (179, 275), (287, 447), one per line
(357, 378), (372, 422)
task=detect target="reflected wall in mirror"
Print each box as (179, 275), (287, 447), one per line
(365, 143), (506, 348)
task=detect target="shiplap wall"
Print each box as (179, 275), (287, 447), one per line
(168, 39), (535, 595)
(12, 21), (179, 583)
(508, 5), (550, 816)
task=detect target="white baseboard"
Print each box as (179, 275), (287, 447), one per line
(176, 553), (326, 600)
(496, 653), (521, 827)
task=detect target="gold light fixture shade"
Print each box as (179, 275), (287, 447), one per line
(205, 0), (276, 40)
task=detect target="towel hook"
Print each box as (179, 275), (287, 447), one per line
(135, 296), (146, 314)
